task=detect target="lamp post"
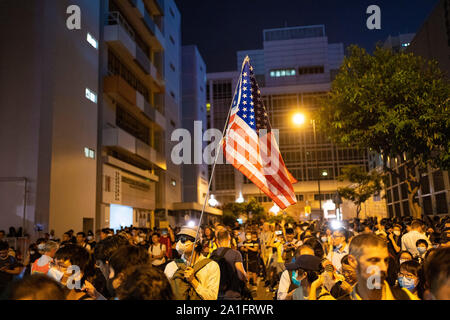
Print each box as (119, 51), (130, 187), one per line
(293, 113), (322, 220)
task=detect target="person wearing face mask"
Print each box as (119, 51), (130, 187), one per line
(86, 231), (96, 250)
(415, 239), (429, 263)
(387, 224), (402, 256)
(326, 228), (349, 271)
(164, 226), (220, 300)
(277, 245), (315, 299)
(397, 260), (421, 298)
(280, 254), (328, 300)
(241, 231), (259, 288)
(398, 250), (414, 266)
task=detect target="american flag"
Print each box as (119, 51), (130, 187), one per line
(223, 56), (297, 209)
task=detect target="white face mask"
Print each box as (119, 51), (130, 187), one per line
(394, 231), (401, 237)
(37, 244), (45, 251)
(417, 247), (427, 255)
(87, 236), (93, 241)
(176, 241), (191, 255)
(399, 259), (408, 265)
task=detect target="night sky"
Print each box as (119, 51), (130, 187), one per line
(174, 0), (439, 73)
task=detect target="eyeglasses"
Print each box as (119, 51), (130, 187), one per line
(398, 272), (417, 279)
(178, 235), (195, 243)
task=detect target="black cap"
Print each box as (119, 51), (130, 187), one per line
(285, 254), (322, 271)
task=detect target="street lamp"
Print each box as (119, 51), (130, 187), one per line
(292, 112), (323, 219)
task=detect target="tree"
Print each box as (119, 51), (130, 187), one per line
(221, 198), (266, 226)
(337, 165), (383, 219)
(268, 214), (295, 226)
(317, 45), (450, 218)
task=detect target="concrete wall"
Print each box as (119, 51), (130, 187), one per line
(161, 0), (182, 211)
(0, 0), (99, 239)
(181, 45), (208, 204)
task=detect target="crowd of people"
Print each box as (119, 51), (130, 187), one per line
(0, 214), (449, 300)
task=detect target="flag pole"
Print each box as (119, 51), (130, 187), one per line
(188, 56), (250, 267)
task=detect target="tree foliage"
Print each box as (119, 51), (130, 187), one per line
(221, 198), (266, 226)
(337, 165), (383, 218)
(317, 45), (450, 217)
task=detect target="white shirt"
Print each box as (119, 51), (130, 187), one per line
(327, 244), (349, 271)
(401, 230), (431, 257)
(164, 254), (220, 300)
(277, 270), (292, 300)
(149, 243), (166, 266)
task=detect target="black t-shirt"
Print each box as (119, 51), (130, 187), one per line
(242, 240), (259, 261)
(0, 255), (19, 291)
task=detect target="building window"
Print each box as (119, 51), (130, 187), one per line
(269, 68), (296, 78)
(85, 88), (97, 103)
(116, 105), (150, 145)
(87, 33), (98, 49)
(298, 66), (325, 75)
(84, 147), (95, 159)
(108, 50), (150, 102)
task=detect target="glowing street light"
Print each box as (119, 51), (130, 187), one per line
(293, 112), (306, 126)
(236, 192), (244, 204)
(269, 204), (280, 215)
(187, 220), (196, 228)
(208, 194), (218, 207)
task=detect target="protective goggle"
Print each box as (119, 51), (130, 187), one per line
(178, 235), (195, 243)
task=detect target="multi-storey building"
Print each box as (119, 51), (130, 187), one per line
(0, 0), (183, 238)
(99, 0), (182, 231)
(175, 45), (222, 227)
(207, 25), (383, 220)
(0, 0), (101, 238)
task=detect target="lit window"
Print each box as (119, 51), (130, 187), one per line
(275, 71), (281, 77)
(270, 71), (275, 77)
(401, 43), (410, 47)
(85, 88), (97, 103)
(87, 33), (98, 49)
(84, 147), (95, 159)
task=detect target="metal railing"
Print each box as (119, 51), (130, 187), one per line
(106, 11), (135, 41)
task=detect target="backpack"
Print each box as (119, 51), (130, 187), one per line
(169, 258), (212, 300)
(210, 248), (245, 296)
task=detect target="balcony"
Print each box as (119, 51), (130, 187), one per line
(103, 127), (166, 170)
(104, 75), (137, 106)
(106, 11), (151, 76)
